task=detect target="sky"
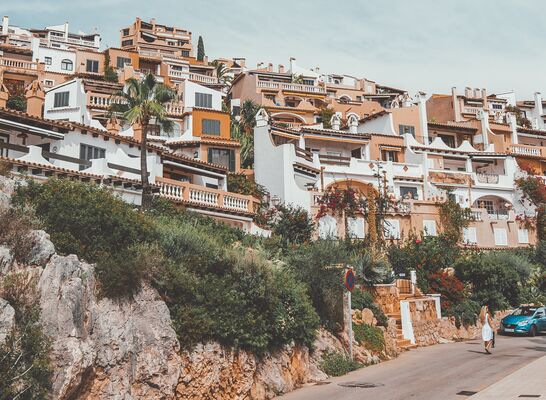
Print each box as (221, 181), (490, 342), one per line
(4, 0), (546, 99)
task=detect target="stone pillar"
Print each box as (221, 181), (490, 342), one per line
(415, 92), (429, 143)
(465, 157), (473, 173)
(534, 92), (544, 130)
(507, 113), (518, 145)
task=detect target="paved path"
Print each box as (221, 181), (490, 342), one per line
(278, 334), (546, 400)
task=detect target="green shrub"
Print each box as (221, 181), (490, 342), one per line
(353, 323), (384, 352)
(13, 179), (154, 263)
(284, 240), (351, 332)
(455, 251), (532, 313)
(266, 204), (315, 246)
(0, 206), (40, 263)
(446, 299), (481, 328)
(319, 351), (362, 377)
(0, 272), (52, 399)
(351, 289), (388, 327)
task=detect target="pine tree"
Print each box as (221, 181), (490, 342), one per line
(197, 36), (205, 61)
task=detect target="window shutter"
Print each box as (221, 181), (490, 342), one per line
(463, 227), (477, 244)
(318, 215), (338, 239)
(207, 148), (213, 163)
(423, 220), (437, 236)
(228, 150), (235, 172)
(517, 229), (529, 244)
(494, 228), (508, 246)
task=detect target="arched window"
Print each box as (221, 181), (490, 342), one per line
(61, 59), (73, 71)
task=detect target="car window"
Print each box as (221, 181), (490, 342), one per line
(512, 307), (537, 316)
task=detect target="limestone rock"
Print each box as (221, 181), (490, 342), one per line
(0, 298), (15, 344)
(28, 230), (55, 267)
(361, 308), (376, 325)
(38, 254), (181, 399)
(0, 245), (13, 275)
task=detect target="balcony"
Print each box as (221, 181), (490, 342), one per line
(476, 173), (499, 184)
(168, 68), (188, 79)
(0, 58), (38, 70)
(156, 177), (255, 214)
(509, 144), (545, 158)
(462, 106), (481, 115)
(189, 72), (219, 85)
(257, 80), (326, 94)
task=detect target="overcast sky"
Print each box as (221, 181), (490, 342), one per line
(4, 0), (545, 99)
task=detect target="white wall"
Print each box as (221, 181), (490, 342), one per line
(32, 39), (76, 74)
(44, 79), (90, 125)
(182, 80), (223, 110)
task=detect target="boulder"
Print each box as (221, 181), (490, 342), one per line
(0, 245), (13, 275)
(361, 308), (376, 325)
(38, 254), (182, 399)
(28, 230), (55, 267)
(0, 298), (15, 344)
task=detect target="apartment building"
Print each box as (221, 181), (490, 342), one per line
(253, 93), (537, 248)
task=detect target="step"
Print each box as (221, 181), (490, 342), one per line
(397, 339), (412, 347)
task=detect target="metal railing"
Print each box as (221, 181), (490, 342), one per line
(476, 173), (500, 184)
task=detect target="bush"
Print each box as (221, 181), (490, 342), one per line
(266, 204), (315, 246)
(352, 249), (393, 285)
(455, 251), (532, 313)
(13, 179), (154, 263)
(284, 240), (351, 332)
(353, 323), (384, 352)
(446, 299), (481, 328)
(319, 351), (362, 377)
(0, 272), (52, 399)
(0, 206), (40, 263)
(350, 289), (388, 327)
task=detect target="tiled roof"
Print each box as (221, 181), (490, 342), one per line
(0, 107), (72, 131)
(359, 110), (389, 123)
(428, 122), (478, 133)
(517, 127), (546, 137)
(167, 138), (241, 148)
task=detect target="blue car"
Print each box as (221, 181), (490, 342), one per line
(500, 306), (546, 337)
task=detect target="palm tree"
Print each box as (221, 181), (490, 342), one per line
(239, 99), (260, 135)
(291, 74), (304, 84)
(211, 60), (232, 85)
(110, 74), (176, 209)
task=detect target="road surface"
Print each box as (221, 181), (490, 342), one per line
(278, 334), (546, 400)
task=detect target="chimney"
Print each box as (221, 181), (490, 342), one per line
(257, 62), (263, 69)
(474, 88), (481, 98)
(477, 109), (491, 147)
(236, 58), (246, 68)
(330, 113), (341, 130)
(348, 114), (358, 134)
(289, 57), (296, 72)
(315, 66), (320, 73)
(415, 92), (429, 142)
(464, 87), (472, 98)
(278, 64), (285, 73)
(534, 92), (544, 129)
(25, 80), (45, 118)
(452, 87), (461, 122)
(63, 22), (69, 39)
(482, 88), (488, 109)
(150, 18), (156, 26)
(1, 16), (8, 35)
(267, 63), (273, 72)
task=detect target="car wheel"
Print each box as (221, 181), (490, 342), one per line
(529, 325), (537, 337)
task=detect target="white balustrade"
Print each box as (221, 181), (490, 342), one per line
(510, 145), (541, 157)
(256, 80), (326, 94)
(189, 73), (218, 85)
(223, 195), (249, 211)
(476, 173), (499, 184)
(189, 188), (219, 206)
(0, 58), (38, 70)
(159, 182), (184, 201)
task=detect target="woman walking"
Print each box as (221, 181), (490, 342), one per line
(480, 305), (494, 354)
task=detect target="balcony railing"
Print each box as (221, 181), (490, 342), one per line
(0, 58), (38, 70)
(318, 154), (351, 166)
(462, 106), (481, 115)
(156, 177), (254, 213)
(509, 144), (543, 157)
(476, 173), (500, 184)
(257, 80), (326, 94)
(295, 147), (313, 162)
(168, 69), (188, 79)
(189, 72), (219, 85)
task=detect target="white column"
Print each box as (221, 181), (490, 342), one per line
(466, 157), (473, 173)
(416, 92), (429, 143)
(478, 110), (490, 147)
(534, 92), (544, 130)
(508, 113), (518, 145)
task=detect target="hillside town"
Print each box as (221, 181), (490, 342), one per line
(0, 13), (545, 400)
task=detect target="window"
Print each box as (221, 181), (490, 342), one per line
(356, 95), (362, 102)
(116, 57), (131, 68)
(79, 144), (105, 170)
(53, 91), (70, 108)
(478, 200), (494, 214)
(122, 28), (130, 36)
(518, 229), (529, 244)
(492, 103), (503, 110)
(423, 220), (437, 236)
(384, 219), (400, 240)
(181, 50), (190, 57)
(195, 92), (213, 108)
(86, 59), (99, 73)
(399, 125), (415, 136)
(121, 39), (133, 47)
(463, 227), (477, 244)
(61, 59), (73, 71)
(351, 148), (362, 159)
(0, 134), (9, 157)
(494, 228), (508, 246)
(202, 119), (221, 136)
(303, 79), (314, 86)
(208, 148), (235, 171)
(44, 79), (54, 87)
(347, 217), (365, 239)
(232, 106), (240, 116)
(44, 56), (52, 65)
(318, 215), (338, 239)
(400, 186), (418, 200)
(438, 134), (456, 148)
(382, 150), (398, 162)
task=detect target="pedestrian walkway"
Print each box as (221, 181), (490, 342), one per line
(470, 355), (546, 399)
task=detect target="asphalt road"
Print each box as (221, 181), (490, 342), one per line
(278, 334), (546, 400)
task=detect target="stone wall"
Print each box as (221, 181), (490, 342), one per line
(365, 285), (400, 315)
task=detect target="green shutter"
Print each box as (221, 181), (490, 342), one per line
(229, 150), (235, 171)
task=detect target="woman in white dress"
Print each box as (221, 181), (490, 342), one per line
(480, 305), (494, 354)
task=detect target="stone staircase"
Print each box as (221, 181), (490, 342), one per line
(388, 282), (425, 350)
